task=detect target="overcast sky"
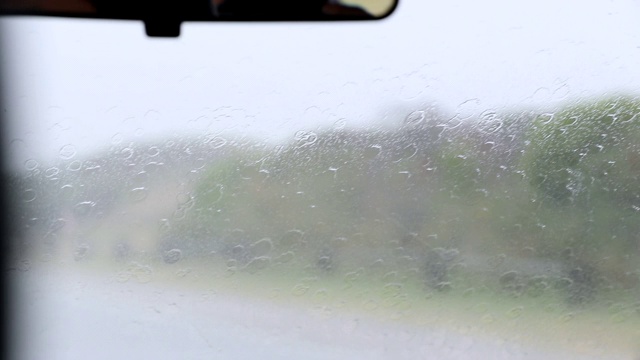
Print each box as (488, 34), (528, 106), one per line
(2, 0), (640, 169)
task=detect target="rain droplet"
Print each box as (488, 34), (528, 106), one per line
(208, 136), (227, 149)
(481, 141), (495, 152)
(43, 232), (57, 246)
(244, 256), (270, 274)
(148, 146), (160, 157)
(250, 238), (273, 257)
(133, 171), (149, 186)
(456, 98), (481, 120)
(44, 167), (60, 178)
(480, 119), (503, 134)
(292, 284), (309, 296)
(405, 110), (425, 126)
(553, 84), (570, 100)
(363, 299), (379, 311)
(364, 145), (381, 160)
(67, 160), (82, 172)
(163, 249), (182, 264)
(144, 161), (164, 173)
(531, 87), (551, 102)
(59, 144), (77, 160)
(158, 218), (171, 232)
(176, 193), (192, 205)
(73, 201), (95, 217)
(199, 184), (222, 203)
(294, 131), (318, 147)
(121, 147), (134, 160)
(402, 144), (417, 159)
(60, 184), (74, 200)
(129, 187), (148, 202)
(111, 133), (124, 145)
(24, 159), (39, 171)
(276, 251), (295, 263)
(176, 268), (192, 278)
(73, 244), (90, 261)
(537, 113), (555, 124)
(22, 189), (37, 202)
(506, 306), (524, 319)
(280, 230), (304, 248)
(192, 157), (206, 170)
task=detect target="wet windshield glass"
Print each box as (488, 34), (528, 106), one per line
(3, 0), (640, 359)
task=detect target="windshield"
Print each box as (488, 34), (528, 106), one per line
(3, 1), (640, 359)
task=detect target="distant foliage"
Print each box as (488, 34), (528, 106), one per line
(12, 96), (640, 301)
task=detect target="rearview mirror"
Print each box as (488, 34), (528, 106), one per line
(0, 0), (398, 37)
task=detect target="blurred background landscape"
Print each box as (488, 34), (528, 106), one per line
(4, 0), (640, 357)
(7, 95), (640, 355)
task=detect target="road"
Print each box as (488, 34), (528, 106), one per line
(10, 266), (626, 360)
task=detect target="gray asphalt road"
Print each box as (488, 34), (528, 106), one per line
(10, 267), (625, 360)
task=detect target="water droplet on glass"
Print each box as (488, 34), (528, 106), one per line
(481, 314), (495, 323)
(531, 87), (551, 102)
(73, 201), (95, 217)
(24, 159), (39, 171)
(537, 113), (555, 124)
(144, 161), (164, 173)
(158, 218), (171, 233)
(44, 167), (60, 178)
(506, 306), (524, 319)
(481, 141), (495, 152)
(456, 98), (481, 120)
(59, 144), (77, 160)
(244, 256), (270, 274)
(402, 144), (417, 159)
(133, 171), (149, 187)
(405, 110), (425, 126)
(129, 187), (148, 202)
(292, 284), (309, 296)
(73, 244), (89, 261)
(176, 193), (192, 205)
(553, 84), (570, 100)
(67, 160), (82, 172)
(60, 184), (74, 200)
(280, 229), (304, 249)
(207, 136), (227, 149)
(22, 189), (37, 202)
(163, 249), (182, 264)
(294, 131), (318, 147)
(111, 133), (124, 145)
(364, 145), (381, 160)
(480, 119), (503, 134)
(276, 251), (295, 263)
(250, 238), (273, 257)
(148, 146), (160, 157)
(176, 268), (192, 278)
(121, 147), (134, 160)
(190, 157), (205, 170)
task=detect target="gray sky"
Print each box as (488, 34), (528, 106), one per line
(2, 0), (640, 169)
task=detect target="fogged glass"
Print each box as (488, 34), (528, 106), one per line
(4, 0), (640, 359)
